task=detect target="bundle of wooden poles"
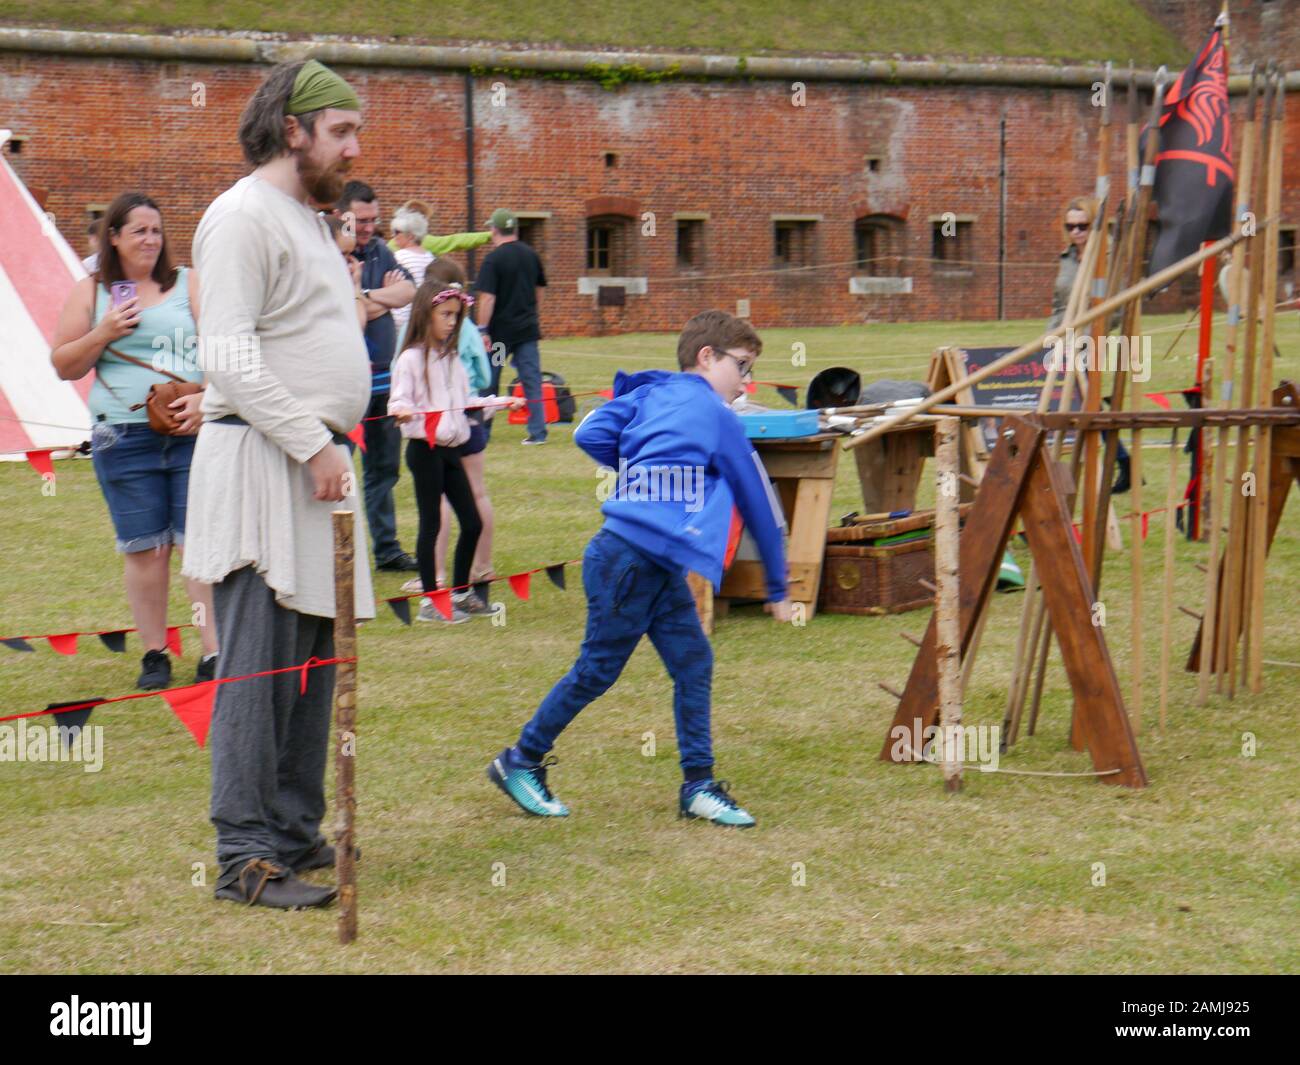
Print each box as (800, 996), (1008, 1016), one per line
(854, 54), (1288, 761)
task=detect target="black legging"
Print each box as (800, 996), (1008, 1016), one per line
(405, 438), (482, 595)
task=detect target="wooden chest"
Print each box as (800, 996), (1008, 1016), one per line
(817, 506), (970, 616)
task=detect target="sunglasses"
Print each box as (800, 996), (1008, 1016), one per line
(1065, 222), (1090, 232)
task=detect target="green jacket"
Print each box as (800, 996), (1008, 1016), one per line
(387, 231), (492, 255)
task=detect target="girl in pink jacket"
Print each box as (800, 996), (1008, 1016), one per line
(389, 280), (512, 622)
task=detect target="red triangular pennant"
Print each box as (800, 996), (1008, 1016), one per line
(598, 388), (614, 400)
(423, 410), (443, 443)
(162, 682), (216, 747)
(426, 589), (452, 620)
(166, 626), (183, 657)
(1145, 392), (1172, 410)
(1141, 512), (1150, 540)
(346, 423), (367, 453)
(508, 572), (532, 600)
(744, 381), (758, 394)
(723, 508), (745, 570)
(24, 450), (54, 479)
(47, 632), (78, 656)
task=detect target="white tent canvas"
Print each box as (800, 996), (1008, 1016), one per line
(0, 129), (93, 458)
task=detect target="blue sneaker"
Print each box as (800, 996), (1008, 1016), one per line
(487, 748), (569, 817)
(679, 779), (756, 828)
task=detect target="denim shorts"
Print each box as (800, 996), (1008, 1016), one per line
(459, 421), (488, 457)
(91, 422), (196, 553)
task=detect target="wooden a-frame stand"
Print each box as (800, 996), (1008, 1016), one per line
(878, 414), (1148, 788)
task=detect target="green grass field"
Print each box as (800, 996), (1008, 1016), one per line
(1, 314), (1296, 974)
(0, 1), (1189, 67)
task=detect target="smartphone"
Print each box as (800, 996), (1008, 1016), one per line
(110, 281), (137, 308)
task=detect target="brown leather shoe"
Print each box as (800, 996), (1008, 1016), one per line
(213, 858), (336, 909)
(291, 840), (361, 874)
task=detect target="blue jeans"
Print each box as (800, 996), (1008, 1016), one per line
(362, 391), (405, 564)
(91, 422), (195, 553)
(487, 339), (546, 442)
(517, 529), (715, 774)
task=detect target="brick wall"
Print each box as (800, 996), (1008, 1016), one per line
(3, 51), (1295, 335)
(1137, 0), (1300, 69)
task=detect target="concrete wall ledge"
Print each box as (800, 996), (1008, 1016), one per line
(5, 26), (1281, 91)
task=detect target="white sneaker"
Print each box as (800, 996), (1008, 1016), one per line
(521, 437), (548, 446)
(417, 599), (470, 624)
(400, 577), (423, 593)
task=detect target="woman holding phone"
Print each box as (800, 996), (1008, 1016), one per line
(51, 192), (218, 690)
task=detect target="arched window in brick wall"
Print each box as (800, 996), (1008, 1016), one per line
(854, 214), (905, 277)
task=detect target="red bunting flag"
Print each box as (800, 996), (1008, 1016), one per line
(598, 388), (614, 400)
(426, 589), (452, 620)
(1145, 392), (1173, 410)
(161, 682), (216, 747)
(423, 410), (443, 443)
(346, 424), (367, 452)
(25, 450), (54, 479)
(46, 632), (78, 656)
(1071, 523), (1083, 544)
(508, 572), (532, 600)
(166, 626), (183, 657)
(1141, 512), (1150, 540)
(744, 381), (758, 394)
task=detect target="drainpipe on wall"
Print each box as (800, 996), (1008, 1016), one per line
(998, 113), (1007, 320)
(464, 71), (477, 280)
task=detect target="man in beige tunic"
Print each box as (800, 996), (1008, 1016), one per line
(186, 60), (375, 909)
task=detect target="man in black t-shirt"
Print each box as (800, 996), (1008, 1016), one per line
(475, 208), (549, 444)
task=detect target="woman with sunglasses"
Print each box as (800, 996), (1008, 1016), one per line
(1047, 195), (1131, 492)
(1047, 196), (1097, 331)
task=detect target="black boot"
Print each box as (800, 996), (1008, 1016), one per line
(1112, 453), (1132, 495)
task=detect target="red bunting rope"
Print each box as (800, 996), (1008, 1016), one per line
(1, 622), (194, 653)
(385, 557), (583, 607)
(0, 656), (355, 747)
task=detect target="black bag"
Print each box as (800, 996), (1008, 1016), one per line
(510, 370), (577, 423)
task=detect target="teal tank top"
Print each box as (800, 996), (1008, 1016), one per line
(89, 267), (202, 424)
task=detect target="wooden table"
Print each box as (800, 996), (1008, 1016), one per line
(714, 433), (841, 622)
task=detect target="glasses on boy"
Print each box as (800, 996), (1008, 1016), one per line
(718, 350), (755, 380)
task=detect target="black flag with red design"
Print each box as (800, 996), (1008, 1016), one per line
(1148, 26), (1234, 277)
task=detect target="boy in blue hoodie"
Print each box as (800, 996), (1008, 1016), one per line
(487, 310), (790, 827)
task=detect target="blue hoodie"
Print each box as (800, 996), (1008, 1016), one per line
(574, 370), (788, 600)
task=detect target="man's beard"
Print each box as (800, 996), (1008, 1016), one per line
(295, 147), (350, 206)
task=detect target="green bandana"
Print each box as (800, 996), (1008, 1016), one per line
(285, 60), (361, 115)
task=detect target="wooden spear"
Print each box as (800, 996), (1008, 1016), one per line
(935, 417), (962, 793)
(332, 510), (359, 945)
(1204, 63), (1260, 697)
(1246, 70), (1285, 693)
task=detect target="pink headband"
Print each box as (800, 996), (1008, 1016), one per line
(432, 287), (475, 308)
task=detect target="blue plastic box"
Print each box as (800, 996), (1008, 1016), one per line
(737, 410), (820, 439)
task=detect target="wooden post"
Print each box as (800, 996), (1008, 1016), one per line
(1129, 329), (1144, 734)
(332, 511), (359, 945)
(1158, 433), (1180, 733)
(1198, 362), (1221, 706)
(935, 418), (962, 792)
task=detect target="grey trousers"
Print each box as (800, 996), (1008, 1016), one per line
(209, 565), (335, 886)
